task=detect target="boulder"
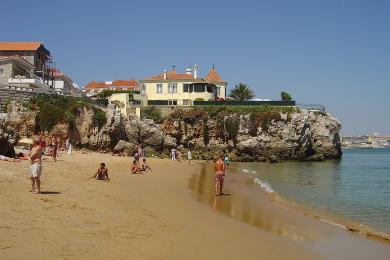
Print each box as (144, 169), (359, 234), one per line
(113, 140), (136, 156)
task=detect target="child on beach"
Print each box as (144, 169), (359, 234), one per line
(176, 150), (182, 163)
(92, 163), (110, 181)
(140, 158), (152, 173)
(224, 156), (230, 168)
(131, 160), (142, 174)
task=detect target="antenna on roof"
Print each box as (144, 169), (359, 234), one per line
(212, 63), (215, 69)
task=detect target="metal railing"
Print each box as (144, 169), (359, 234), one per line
(193, 100), (296, 106)
(296, 103), (325, 112)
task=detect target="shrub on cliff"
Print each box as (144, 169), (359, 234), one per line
(249, 111), (282, 135)
(92, 107), (107, 129)
(37, 103), (65, 131)
(141, 106), (164, 123)
(29, 93), (106, 131)
(225, 115), (240, 146)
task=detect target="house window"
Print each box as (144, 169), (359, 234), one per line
(183, 99), (191, 106)
(0, 68), (4, 76)
(194, 84), (205, 92)
(168, 100), (177, 106)
(206, 85), (213, 93)
(168, 83), (177, 93)
(183, 84), (194, 93)
(156, 84), (162, 93)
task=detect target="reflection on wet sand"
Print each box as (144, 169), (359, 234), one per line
(188, 164), (324, 241)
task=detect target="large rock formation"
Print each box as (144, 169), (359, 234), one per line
(0, 103), (342, 161)
(161, 110), (342, 161)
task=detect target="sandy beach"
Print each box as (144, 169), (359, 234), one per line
(0, 151), (389, 260)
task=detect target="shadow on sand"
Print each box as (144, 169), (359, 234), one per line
(40, 191), (61, 195)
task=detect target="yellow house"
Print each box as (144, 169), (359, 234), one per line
(140, 65), (227, 106)
(108, 93), (147, 117)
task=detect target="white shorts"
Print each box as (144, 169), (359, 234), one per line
(30, 163), (42, 178)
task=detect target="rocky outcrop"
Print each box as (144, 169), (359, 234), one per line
(1, 102), (342, 161)
(161, 110), (342, 161)
(0, 113), (19, 157)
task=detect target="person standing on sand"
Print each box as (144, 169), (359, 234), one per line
(214, 155), (226, 196)
(224, 155), (230, 168)
(29, 139), (43, 194)
(187, 150), (192, 165)
(51, 136), (58, 161)
(65, 138), (72, 155)
(171, 148), (176, 160)
(176, 150), (182, 163)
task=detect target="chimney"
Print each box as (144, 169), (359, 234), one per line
(185, 68), (192, 75)
(194, 64), (198, 79)
(163, 69), (167, 80)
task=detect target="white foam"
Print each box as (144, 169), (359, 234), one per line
(253, 177), (274, 193)
(252, 170), (257, 174)
(242, 168), (249, 173)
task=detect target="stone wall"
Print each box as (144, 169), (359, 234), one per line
(0, 63), (13, 85)
(0, 86), (36, 112)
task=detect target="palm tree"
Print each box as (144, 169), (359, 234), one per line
(229, 83), (255, 101)
(280, 91), (293, 101)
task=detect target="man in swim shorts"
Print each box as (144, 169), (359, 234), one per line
(214, 155), (226, 196)
(29, 139), (43, 194)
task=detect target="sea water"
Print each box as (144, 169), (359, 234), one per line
(235, 148), (390, 234)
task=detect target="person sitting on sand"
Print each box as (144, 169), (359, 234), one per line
(131, 160), (142, 174)
(92, 163), (110, 181)
(214, 155), (226, 196)
(140, 158), (152, 173)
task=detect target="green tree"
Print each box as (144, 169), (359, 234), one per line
(228, 83), (255, 101)
(281, 91), (293, 101)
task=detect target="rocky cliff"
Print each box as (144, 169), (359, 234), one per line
(0, 103), (342, 161)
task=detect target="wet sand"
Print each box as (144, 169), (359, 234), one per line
(0, 152), (389, 259)
(190, 163), (390, 259)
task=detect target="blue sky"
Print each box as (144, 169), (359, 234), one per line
(1, 0), (389, 135)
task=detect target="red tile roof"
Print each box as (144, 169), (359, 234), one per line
(111, 79), (138, 87)
(0, 42), (44, 51)
(84, 80), (139, 89)
(205, 68), (223, 82)
(147, 70), (193, 80)
(84, 81), (106, 89)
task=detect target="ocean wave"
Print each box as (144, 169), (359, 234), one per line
(253, 177), (274, 193)
(241, 168), (250, 173)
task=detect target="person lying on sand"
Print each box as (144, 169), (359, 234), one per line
(140, 158), (152, 173)
(92, 163), (110, 181)
(0, 155), (20, 162)
(131, 160), (142, 175)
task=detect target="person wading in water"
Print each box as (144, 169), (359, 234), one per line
(214, 155), (226, 196)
